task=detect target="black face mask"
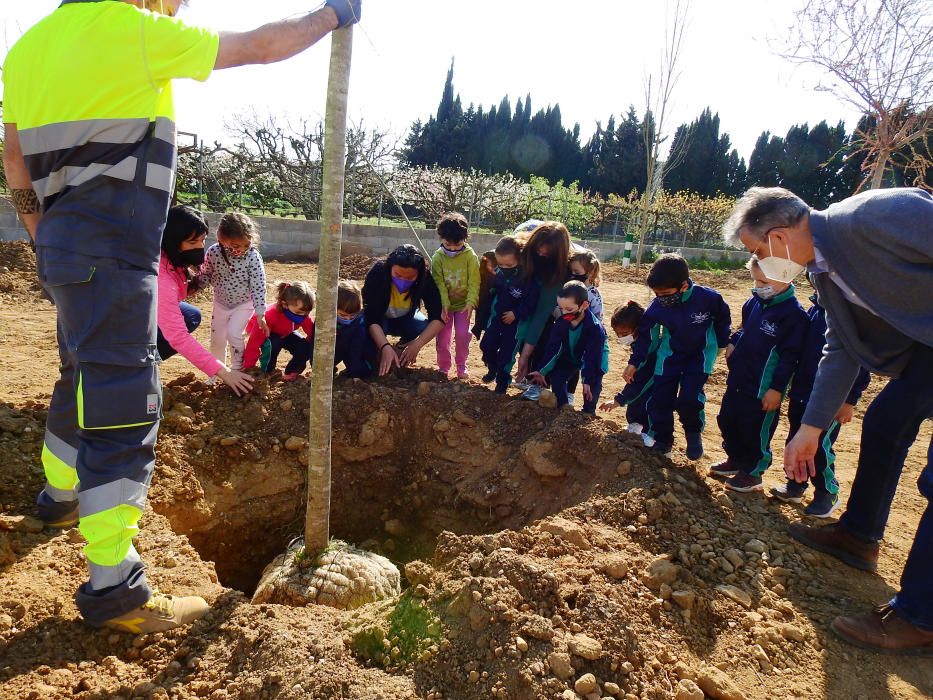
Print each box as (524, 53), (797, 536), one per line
(569, 273), (588, 283)
(176, 248), (205, 268)
(498, 266), (519, 278)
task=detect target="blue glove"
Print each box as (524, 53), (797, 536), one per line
(325, 0), (361, 28)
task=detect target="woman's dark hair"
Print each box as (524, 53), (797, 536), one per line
(162, 205), (208, 268)
(386, 244), (427, 274)
(646, 253), (690, 290)
(610, 300), (644, 330)
(436, 212), (470, 243)
(517, 221), (571, 286)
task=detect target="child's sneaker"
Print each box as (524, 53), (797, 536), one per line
(725, 472), (763, 493)
(513, 379), (531, 390)
(282, 372), (300, 382)
(481, 370), (496, 383)
(805, 490), (841, 518)
(641, 432), (656, 448)
(457, 372), (470, 380)
(708, 459), (738, 478)
(521, 385), (541, 401)
(770, 481), (807, 504)
(652, 442), (673, 458)
(567, 393), (576, 408)
(626, 423), (643, 434)
(685, 432), (704, 460)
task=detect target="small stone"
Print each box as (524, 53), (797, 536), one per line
(568, 634), (603, 660)
(778, 623), (806, 642)
(675, 678), (704, 700)
(600, 555), (629, 579)
(575, 673), (598, 695)
(384, 519), (407, 537)
(538, 389), (559, 408)
(642, 556), (679, 590)
(417, 382), (431, 396)
(540, 517), (591, 550)
(548, 651), (574, 680)
(620, 661), (635, 674)
(744, 539), (767, 555)
(723, 548), (744, 569)
(284, 436), (305, 451)
(672, 590), (696, 611)
(515, 636), (528, 653)
(219, 436), (238, 447)
(0, 614), (14, 633)
(716, 584), (752, 609)
(616, 460), (632, 476)
(696, 666), (745, 700)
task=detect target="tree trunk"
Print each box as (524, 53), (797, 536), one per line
(869, 152), (888, 189)
(305, 27), (353, 552)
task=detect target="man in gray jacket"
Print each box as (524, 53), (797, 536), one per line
(723, 186), (933, 656)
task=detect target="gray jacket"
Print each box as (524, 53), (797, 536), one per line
(803, 187), (933, 429)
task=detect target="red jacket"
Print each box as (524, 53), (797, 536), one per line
(243, 303), (315, 369)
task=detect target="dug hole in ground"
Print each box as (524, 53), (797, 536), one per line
(0, 240), (931, 700)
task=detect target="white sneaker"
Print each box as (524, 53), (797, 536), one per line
(513, 379), (531, 390)
(567, 393), (576, 407)
(521, 386), (541, 401)
(641, 432), (656, 448)
(627, 422), (643, 434)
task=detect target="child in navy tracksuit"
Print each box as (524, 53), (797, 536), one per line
(771, 294), (871, 516)
(528, 281), (609, 413)
(335, 280), (373, 378)
(710, 258), (808, 492)
(628, 254), (731, 458)
(600, 300), (660, 444)
(479, 237), (540, 393)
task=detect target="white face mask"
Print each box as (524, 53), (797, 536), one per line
(752, 285), (776, 300)
(757, 236), (806, 283)
(617, 334), (635, 346)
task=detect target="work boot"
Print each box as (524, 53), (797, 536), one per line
(103, 593), (209, 634)
(770, 481), (807, 504)
(788, 522), (879, 571)
(831, 604), (933, 656)
(725, 472), (763, 493)
(37, 501), (80, 529)
(685, 432), (704, 460)
(708, 459), (738, 478)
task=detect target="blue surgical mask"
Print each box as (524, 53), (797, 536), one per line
(440, 245), (464, 258)
(336, 314), (358, 326)
(392, 276), (415, 293)
(283, 308), (307, 324)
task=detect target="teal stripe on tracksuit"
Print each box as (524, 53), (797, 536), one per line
(751, 409), (779, 476)
(820, 421), (841, 494)
(757, 348), (780, 400)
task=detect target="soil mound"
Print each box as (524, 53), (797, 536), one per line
(0, 241), (42, 299)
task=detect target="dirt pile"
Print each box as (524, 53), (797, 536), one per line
(0, 241), (42, 299)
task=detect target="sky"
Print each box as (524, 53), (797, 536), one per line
(1, 0), (865, 163)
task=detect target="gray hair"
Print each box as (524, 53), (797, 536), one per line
(722, 187), (809, 248)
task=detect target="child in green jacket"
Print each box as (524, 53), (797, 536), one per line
(431, 212), (480, 378)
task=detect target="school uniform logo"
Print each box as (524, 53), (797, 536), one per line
(760, 320), (778, 337)
(508, 287), (524, 299)
(690, 312), (710, 325)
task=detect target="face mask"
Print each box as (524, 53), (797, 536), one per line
(392, 276), (416, 293)
(177, 248), (204, 267)
(656, 291), (682, 308)
(283, 308), (307, 324)
(498, 266), (519, 278)
(440, 245), (463, 258)
(561, 308), (584, 322)
(336, 314), (358, 326)
(569, 273), (588, 283)
(752, 285), (776, 301)
(617, 334), (635, 346)
(757, 236), (806, 283)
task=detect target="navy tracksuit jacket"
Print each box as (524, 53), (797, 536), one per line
(630, 282), (732, 446)
(718, 285), (808, 475)
(538, 311), (609, 413)
(785, 298), (871, 493)
(615, 326), (661, 429)
(479, 268), (540, 392)
(335, 315), (372, 378)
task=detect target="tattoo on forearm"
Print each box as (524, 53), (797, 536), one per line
(11, 189), (40, 215)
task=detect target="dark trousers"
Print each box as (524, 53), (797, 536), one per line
(717, 386), (780, 476)
(479, 316), (521, 393)
(268, 333), (311, 374)
(550, 363), (602, 414)
(785, 398), (840, 494)
(837, 343), (933, 630)
(36, 248), (160, 625)
(529, 316), (556, 378)
(156, 302), (202, 360)
(646, 360), (709, 446)
(335, 323), (373, 378)
(381, 311), (429, 343)
(623, 376), (654, 428)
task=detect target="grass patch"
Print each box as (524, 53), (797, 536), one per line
(348, 590), (442, 669)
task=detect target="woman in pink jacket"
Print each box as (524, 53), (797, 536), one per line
(157, 206), (253, 395)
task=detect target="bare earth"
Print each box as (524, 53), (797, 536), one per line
(0, 242), (930, 700)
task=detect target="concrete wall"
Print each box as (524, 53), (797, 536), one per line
(0, 204), (750, 264)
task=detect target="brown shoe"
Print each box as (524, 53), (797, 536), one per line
(788, 522), (878, 571)
(832, 604), (933, 656)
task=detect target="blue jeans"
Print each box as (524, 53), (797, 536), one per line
(382, 311), (428, 343)
(838, 343), (933, 630)
(156, 302), (201, 361)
